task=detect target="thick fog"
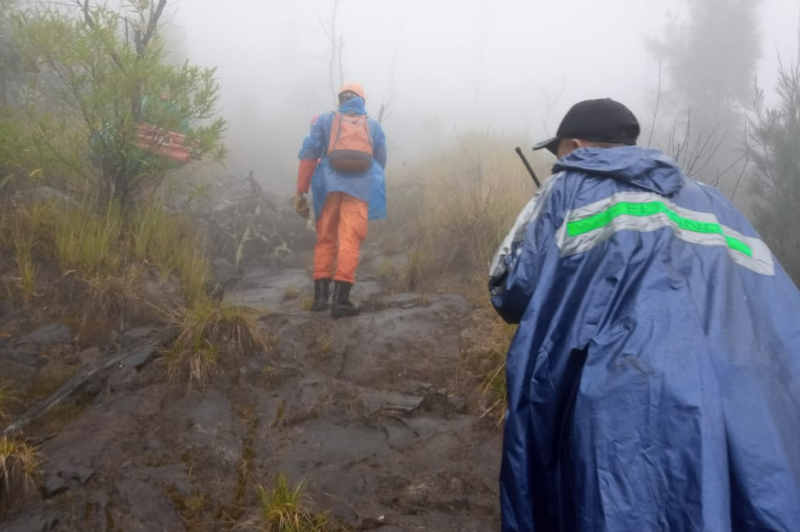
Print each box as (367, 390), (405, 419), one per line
(169, 0), (800, 195)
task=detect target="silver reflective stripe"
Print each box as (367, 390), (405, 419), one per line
(556, 191), (774, 276)
(489, 173), (564, 281)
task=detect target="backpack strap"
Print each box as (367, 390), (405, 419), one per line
(331, 112), (343, 149)
(364, 117), (374, 149)
(325, 112), (340, 155)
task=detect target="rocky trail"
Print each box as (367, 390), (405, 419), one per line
(0, 234), (502, 530)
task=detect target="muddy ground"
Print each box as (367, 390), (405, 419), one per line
(0, 238), (503, 531)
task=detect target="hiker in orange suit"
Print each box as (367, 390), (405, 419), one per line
(296, 83), (387, 318)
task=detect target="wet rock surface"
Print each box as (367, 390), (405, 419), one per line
(1, 238), (502, 530)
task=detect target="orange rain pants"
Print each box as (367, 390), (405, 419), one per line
(313, 192), (368, 284)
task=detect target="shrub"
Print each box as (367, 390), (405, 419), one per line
(11, 2), (226, 210)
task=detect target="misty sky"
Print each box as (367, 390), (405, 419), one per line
(168, 0), (799, 192)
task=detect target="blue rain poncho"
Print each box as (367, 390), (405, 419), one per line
(298, 97), (387, 220)
(489, 146), (800, 531)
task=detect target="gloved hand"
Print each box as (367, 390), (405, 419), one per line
(295, 193), (310, 219)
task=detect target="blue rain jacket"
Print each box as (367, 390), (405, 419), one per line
(298, 97), (387, 220)
(489, 146), (800, 532)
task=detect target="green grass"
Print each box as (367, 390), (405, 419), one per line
(9, 204), (49, 301)
(380, 133), (542, 290)
(1, 200), (209, 306)
(15, 248), (36, 301)
(0, 199), (258, 391)
(130, 205), (209, 303)
(54, 204), (122, 275)
(257, 474), (329, 532)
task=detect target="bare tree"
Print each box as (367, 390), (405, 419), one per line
(667, 111), (729, 181)
(376, 49), (398, 124)
(323, 0), (344, 100)
(645, 60), (664, 147)
(646, 0), (760, 190)
(746, 57), (800, 282)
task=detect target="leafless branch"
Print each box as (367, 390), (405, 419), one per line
(667, 110), (729, 182)
(139, 0), (166, 54)
(377, 102), (389, 124)
(377, 49), (398, 124)
(646, 60), (663, 147)
(76, 0), (125, 70)
(328, 0), (340, 100)
(337, 34), (344, 88)
(729, 150), (749, 204)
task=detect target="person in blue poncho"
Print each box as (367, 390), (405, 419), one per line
(296, 83), (387, 318)
(489, 98), (800, 531)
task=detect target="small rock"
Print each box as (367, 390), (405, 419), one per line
(42, 472), (68, 498)
(122, 327), (155, 343)
(124, 340), (161, 370)
(81, 373), (104, 398)
(71, 464), (95, 484)
(383, 293), (424, 308)
(16, 324), (71, 345)
(359, 516), (389, 530)
(44, 462), (96, 496)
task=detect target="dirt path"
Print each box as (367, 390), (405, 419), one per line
(2, 246), (502, 531)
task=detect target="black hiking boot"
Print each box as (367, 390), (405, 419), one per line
(311, 279), (331, 311)
(331, 281), (359, 318)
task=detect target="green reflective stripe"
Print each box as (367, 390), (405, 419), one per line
(725, 236), (751, 257)
(557, 191), (774, 276)
(567, 200), (753, 257)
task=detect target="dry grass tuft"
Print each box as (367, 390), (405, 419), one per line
(461, 302), (516, 424)
(300, 297), (314, 312)
(256, 474), (329, 532)
(168, 298), (270, 387)
(0, 436), (40, 512)
(7, 203), (50, 301)
(283, 285), (300, 301)
(375, 133), (546, 292)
